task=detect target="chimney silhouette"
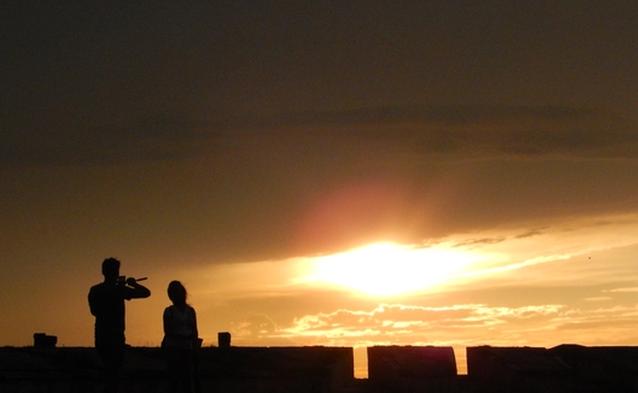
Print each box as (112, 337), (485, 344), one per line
(218, 332), (231, 348)
(33, 333), (57, 349)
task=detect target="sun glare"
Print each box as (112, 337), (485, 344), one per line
(301, 242), (487, 296)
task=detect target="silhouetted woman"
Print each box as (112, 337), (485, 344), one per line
(162, 280), (200, 393)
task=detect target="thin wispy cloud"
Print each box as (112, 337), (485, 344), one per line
(221, 299), (638, 350)
(604, 287), (638, 293)
(236, 303), (566, 347)
(584, 297), (613, 302)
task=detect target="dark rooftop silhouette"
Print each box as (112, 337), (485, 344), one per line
(1, 343), (638, 392)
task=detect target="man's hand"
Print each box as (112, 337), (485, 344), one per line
(125, 277), (151, 298)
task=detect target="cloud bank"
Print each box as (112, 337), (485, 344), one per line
(3, 105), (636, 166)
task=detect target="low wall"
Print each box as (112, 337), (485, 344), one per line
(367, 346), (457, 392)
(0, 346), (354, 393)
(467, 345), (638, 392)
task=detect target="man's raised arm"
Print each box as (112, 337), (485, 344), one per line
(125, 277), (151, 299)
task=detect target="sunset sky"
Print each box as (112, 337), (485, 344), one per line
(2, 1), (638, 376)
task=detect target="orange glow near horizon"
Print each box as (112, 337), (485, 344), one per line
(299, 242), (492, 296)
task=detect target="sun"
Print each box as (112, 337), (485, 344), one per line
(301, 242), (486, 296)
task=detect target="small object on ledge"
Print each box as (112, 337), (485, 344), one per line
(33, 333), (57, 349)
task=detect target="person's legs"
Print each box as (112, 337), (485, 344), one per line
(165, 348), (180, 392)
(181, 350), (193, 393)
(97, 334), (124, 393)
(191, 350), (201, 393)
(105, 352), (122, 393)
(166, 349), (193, 393)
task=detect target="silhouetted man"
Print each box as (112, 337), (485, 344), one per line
(88, 257), (151, 393)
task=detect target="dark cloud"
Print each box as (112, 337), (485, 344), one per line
(247, 105), (636, 160)
(448, 227), (548, 251)
(223, 105), (594, 129)
(4, 104), (636, 166)
(453, 237), (508, 248)
(514, 229), (546, 239)
(0, 114), (211, 166)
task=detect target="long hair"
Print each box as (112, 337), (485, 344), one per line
(167, 280), (187, 307)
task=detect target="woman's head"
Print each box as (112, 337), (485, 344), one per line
(167, 280), (187, 306)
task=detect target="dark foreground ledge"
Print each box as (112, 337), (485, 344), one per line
(2, 345), (638, 392)
(0, 346), (353, 393)
(466, 345), (638, 393)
